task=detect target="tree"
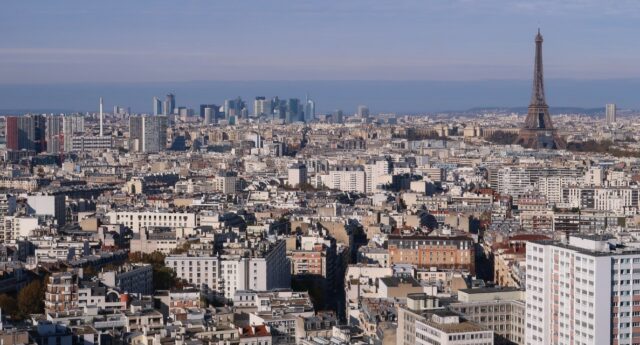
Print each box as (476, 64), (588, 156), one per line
(170, 242), (191, 255)
(83, 265), (98, 278)
(129, 251), (166, 267)
(129, 251), (184, 290)
(102, 263), (118, 271)
(153, 267), (177, 290)
(298, 183), (319, 192)
(0, 294), (19, 319)
(486, 131), (518, 145)
(18, 280), (44, 316)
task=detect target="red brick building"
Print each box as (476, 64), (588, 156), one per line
(388, 235), (475, 274)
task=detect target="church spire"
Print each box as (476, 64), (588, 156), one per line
(530, 29), (546, 107)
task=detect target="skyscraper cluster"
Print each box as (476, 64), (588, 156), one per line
(146, 93), (333, 126)
(250, 96), (316, 124)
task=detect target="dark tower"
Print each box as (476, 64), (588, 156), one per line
(515, 29), (565, 149)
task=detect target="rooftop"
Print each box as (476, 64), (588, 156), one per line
(419, 311), (488, 334)
(533, 235), (640, 257)
(239, 324), (271, 338)
(458, 286), (521, 295)
(380, 276), (421, 288)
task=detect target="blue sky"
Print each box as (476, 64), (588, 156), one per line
(2, 0), (640, 83)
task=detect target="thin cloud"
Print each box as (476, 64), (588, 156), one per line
(0, 48), (220, 58)
(454, 0), (640, 16)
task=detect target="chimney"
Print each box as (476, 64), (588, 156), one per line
(99, 97), (104, 137)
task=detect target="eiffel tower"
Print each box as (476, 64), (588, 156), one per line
(515, 29), (565, 149)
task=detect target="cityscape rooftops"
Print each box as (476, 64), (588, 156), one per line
(419, 309), (488, 334)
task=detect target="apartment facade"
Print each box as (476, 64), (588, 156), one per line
(99, 263), (153, 295)
(398, 293), (493, 345)
(526, 235), (640, 345)
(45, 272), (80, 313)
(388, 235), (475, 274)
(415, 311), (493, 345)
(165, 240), (290, 300)
(324, 166), (367, 193)
(107, 211), (197, 233)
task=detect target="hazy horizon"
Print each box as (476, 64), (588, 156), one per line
(0, 79), (638, 115)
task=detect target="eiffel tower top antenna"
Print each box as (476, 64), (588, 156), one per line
(530, 28), (546, 107)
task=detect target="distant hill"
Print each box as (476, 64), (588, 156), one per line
(465, 106), (605, 115)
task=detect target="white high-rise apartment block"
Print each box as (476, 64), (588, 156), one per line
(212, 171), (238, 194)
(62, 114), (85, 152)
(560, 187), (636, 213)
(165, 240), (290, 300)
(537, 176), (578, 206)
(46, 115), (63, 154)
(165, 255), (219, 291)
(606, 103), (617, 125)
(526, 235), (640, 345)
(324, 166), (366, 193)
(365, 160), (391, 194)
(496, 167), (533, 200)
(142, 115), (167, 153)
(0, 194), (17, 243)
(129, 115), (167, 153)
(287, 164), (307, 188)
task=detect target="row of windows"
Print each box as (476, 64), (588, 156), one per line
(526, 254), (544, 263)
(447, 332), (492, 341)
(614, 258), (640, 264)
(575, 277), (595, 286)
(559, 320), (593, 330)
(167, 260), (218, 266)
(173, 267), (215, 272)
(116, 214), (191, 221)
(574, 298), (595, 308)
(614, 269), (633, 275)
(612, 300), (640, 307)
(613, 279), (640, 285)
(558, 310), (594, 320)
(613, 290), (633, 296)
